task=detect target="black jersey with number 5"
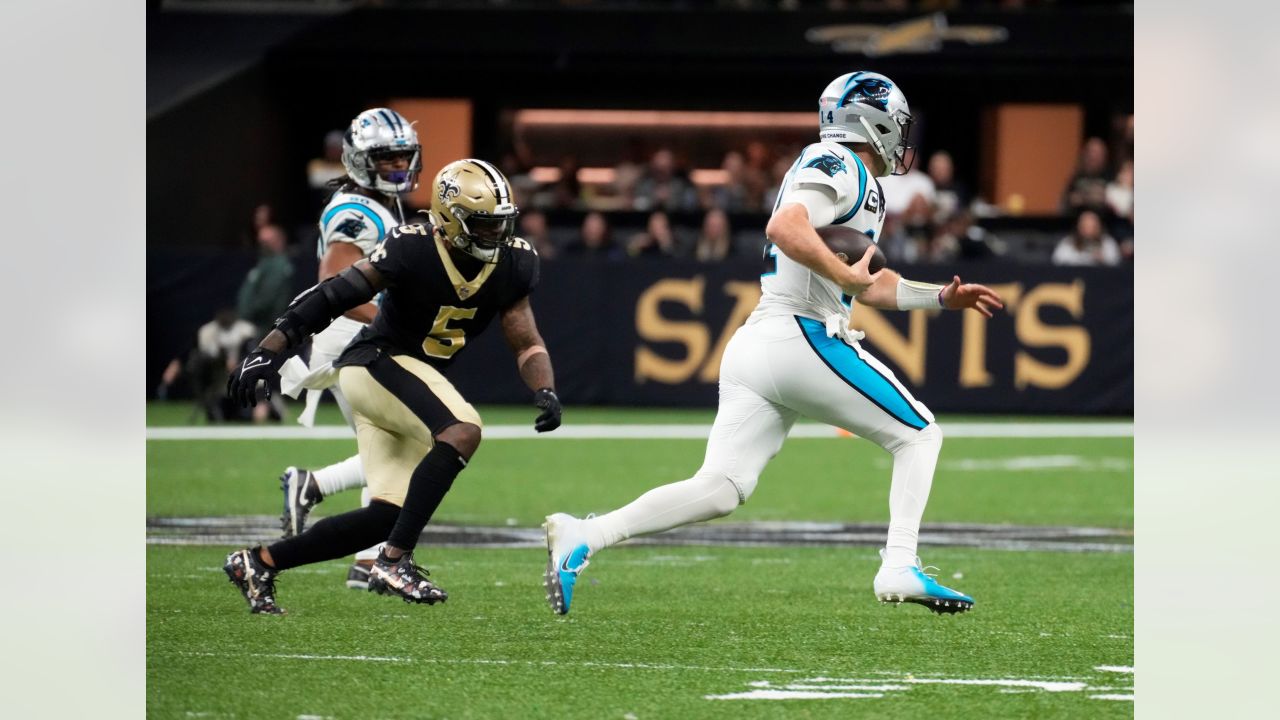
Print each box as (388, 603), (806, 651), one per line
(335, 222), (539, 370)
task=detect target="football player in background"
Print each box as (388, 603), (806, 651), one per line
(543, 71), (1002, 616)
(225, 160), (562, 614)
(274, 108), (418, 591)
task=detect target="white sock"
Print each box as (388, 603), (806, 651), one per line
(882, 424), (943, 568)
(313, 454), (365, 497)
(353, 486), (382, 562)
(584, 471), (741, 553)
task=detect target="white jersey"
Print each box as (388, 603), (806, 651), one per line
(317, 190), (405, 258)
(755, 142), (887, 323)
(284, 189), (405, 427)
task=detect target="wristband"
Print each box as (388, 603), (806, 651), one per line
(896, 279), (946, 310)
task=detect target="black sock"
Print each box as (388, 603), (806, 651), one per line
(387, 442), (467, 551)
(266, 502), (399, 571)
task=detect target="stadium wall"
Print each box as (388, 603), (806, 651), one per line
(148, 254), (1132, 415)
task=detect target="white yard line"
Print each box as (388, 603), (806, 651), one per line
(170, 651), (809, 675)
(146, 421), (1133, 441)
(707, 690), (885, 700)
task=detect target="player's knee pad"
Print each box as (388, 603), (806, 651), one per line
(691, 468), (752, 514)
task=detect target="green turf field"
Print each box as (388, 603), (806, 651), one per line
(146, 403), (1133, 717)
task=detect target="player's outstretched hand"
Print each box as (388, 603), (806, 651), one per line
(836, 245), (885, 299)
(940, 276), (1004, 318)
(533, 388), (562, 433)
(226, 347), (280, 408)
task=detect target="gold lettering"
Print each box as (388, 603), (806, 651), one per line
(1014, 280), (1091, 389)
(698, 281), (762, 382)
(959, 283), (1022, 388)
(851, 306), (929, 385)
(635, 277), (710, 384)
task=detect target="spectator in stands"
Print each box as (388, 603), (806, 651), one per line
(236, 224), (296, 333)
(695, 208), (733, 262)
(761, 154), (796, 211)
(564, 211), (624, 260)
(628, 211), (682, 259)
(932, 210), (1002, 262)
(1062, 137), (1110, 216)
(550, 154), (583, 210)
(900, 193), (936, 262)
(707, 150), (752, 212)
(308, 131), (346, 191)
(1106, 159), (1134, 239)
(519, 209), (556, 260)
(1052, 209), (1121, 266)
(501, 150), (540, 209)
(240, 203), (276, 248)
(613, 137), (649, 207)
(155, 307), (259, 422)
(633, 148), (697, 212)
(927, 150), (969, 224)
(741, 140), (772, 210)
(878, 156), (936, 216)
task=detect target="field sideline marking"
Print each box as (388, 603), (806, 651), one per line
(165, 652), (1129, 702)
(166, 651), (1104, 682)
(146, 421), (1134, 441)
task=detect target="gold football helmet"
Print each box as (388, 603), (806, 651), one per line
(428, 159), (519, 263)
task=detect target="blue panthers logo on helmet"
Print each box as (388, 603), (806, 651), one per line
(841, 77), (893, 111)
(805, 154), (848, 178)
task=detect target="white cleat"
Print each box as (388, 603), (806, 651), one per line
(543, 513), (593, 615)
(874, 551), (974, 615)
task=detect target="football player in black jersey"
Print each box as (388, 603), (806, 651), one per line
(223, 159), (562, 613)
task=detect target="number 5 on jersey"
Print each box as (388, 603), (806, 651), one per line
(422, 306), (477, 358)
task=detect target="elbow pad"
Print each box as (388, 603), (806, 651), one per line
(274, 266), (376, 347)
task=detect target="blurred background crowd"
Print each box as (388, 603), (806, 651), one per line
(294, 116), (1134, 266)
(148, 0), (1133, 419)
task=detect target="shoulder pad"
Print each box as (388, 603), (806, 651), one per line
(791, 144), (866, 203)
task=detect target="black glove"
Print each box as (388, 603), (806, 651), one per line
(226, 347), (281, 408)
(533, 388), (562, 433)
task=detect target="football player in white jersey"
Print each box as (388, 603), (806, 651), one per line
(275, 107), (420, 590)
(543, 71), (1003, 616)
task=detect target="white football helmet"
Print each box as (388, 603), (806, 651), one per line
(341, 108), (422, 194)
(818, 71), (914, 176)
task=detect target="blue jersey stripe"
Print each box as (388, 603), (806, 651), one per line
(833, 154), (868, 225)
(322, 202), (387, 239)
(795, 316), (929, 431)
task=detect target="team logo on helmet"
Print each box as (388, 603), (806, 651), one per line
(439, 178), (462, 202)
(842, 77), (894, 110)
(805, 154), (848, 178)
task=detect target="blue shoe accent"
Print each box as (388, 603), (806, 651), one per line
(911, 567), (974, 604)
(555, 544), (591, 614)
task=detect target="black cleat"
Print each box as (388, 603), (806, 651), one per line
(345, 559), (374, 590)
(367, 551), (448, 605)
(223, 548), (284, 615)
(280, 466), (322, 538)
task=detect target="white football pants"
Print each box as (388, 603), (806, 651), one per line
(589, 313), (940, 566)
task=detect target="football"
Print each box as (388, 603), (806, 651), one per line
(817, 225), (887, 273)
